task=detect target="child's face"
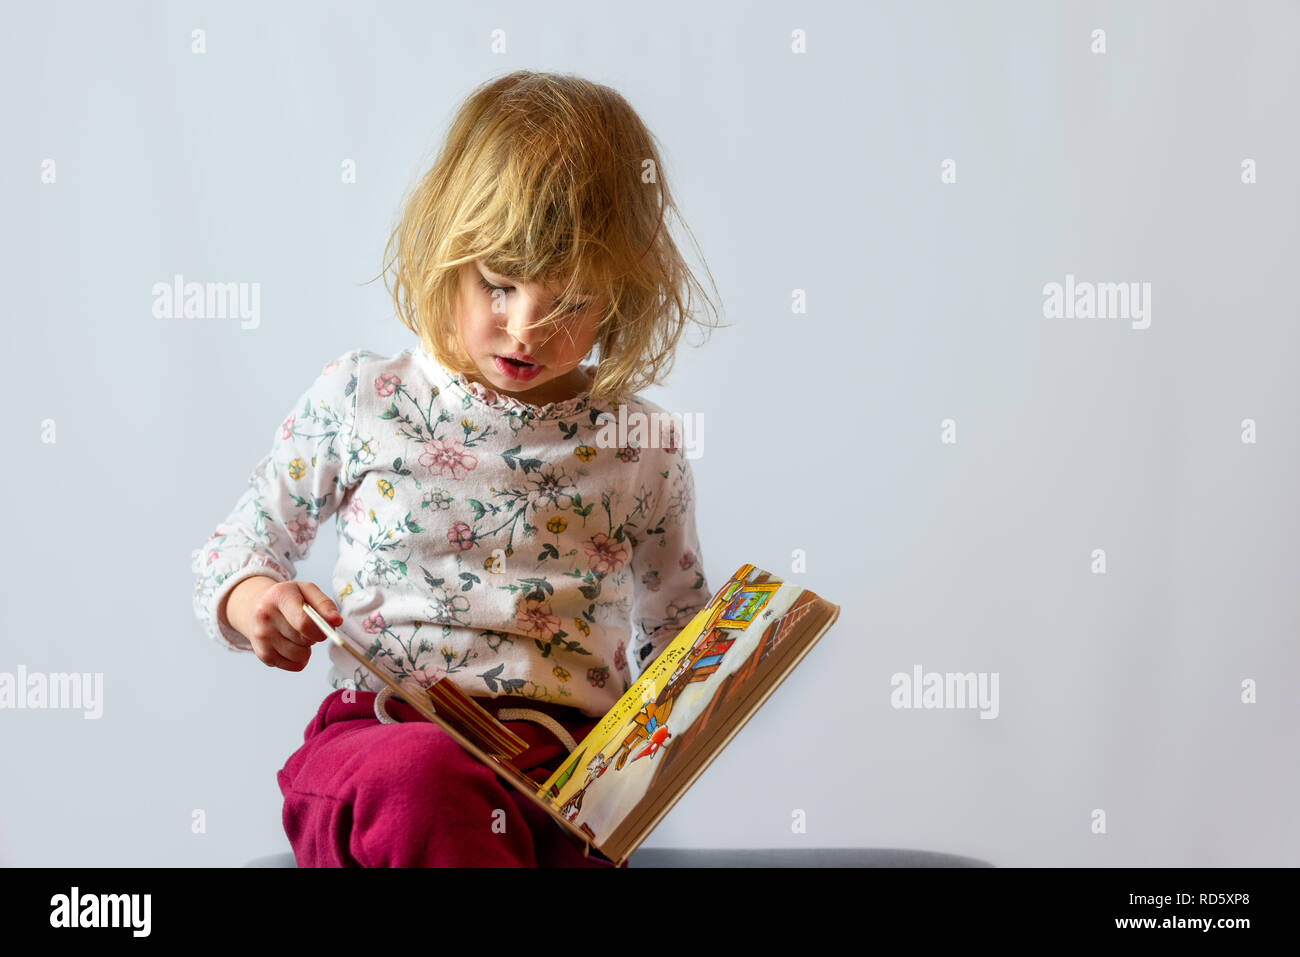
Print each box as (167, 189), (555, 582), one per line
(453, 260), (604, 405)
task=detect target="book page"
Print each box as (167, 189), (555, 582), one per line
(535, 563), (818, 850)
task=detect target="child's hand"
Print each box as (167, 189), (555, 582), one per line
(239, 579), (343, 672)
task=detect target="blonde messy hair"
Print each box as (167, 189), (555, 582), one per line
(377, 70), (727, 405)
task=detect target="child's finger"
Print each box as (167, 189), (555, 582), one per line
(267, 601), (312, 646)
(272, 633), (312, 666)
(249, 599), (299, 646)
(252, 637), (304, 672)
(300, 581), (343, 627)
(282, 596), (329, 646)
(264, 646), (308, 672)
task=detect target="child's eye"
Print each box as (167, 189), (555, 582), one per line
(478, 276), (588, 314)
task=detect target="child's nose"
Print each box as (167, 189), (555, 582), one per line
(505, 304), (553, 344)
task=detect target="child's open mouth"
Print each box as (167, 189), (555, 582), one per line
(493, 355), (543, 381)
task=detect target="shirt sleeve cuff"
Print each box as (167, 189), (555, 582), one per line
(207, 562), (291, 652)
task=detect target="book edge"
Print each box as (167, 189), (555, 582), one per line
(601, 597), (842, 864)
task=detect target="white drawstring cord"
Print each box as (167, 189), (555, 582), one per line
(496, 708), (578, 753)
(373, 686), (405, 724)
(372, 686), (577, 753)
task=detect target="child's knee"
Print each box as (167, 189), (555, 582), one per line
(338, 724), (479, 811)
(346, 727), (531, 865)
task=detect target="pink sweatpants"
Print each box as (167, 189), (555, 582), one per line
(278, 688), (624, 868)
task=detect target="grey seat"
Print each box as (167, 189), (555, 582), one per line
(628, 847), (990, 867)
(246, 847), (991, 867)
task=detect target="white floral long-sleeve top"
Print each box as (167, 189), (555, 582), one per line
(191, 343), (710, 718)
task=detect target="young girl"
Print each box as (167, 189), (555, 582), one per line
(190, 71), (724, 867)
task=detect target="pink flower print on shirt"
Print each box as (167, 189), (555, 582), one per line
(321, 358), (341, 375)
(346, 494), (365, 525)
(419, 437), (478, 480)
(280, 414), (295, 440)
(375, 373), (401, 397)
(286, 514), (318, 546)
(256, 558), (291, 580)
(362, 612), (387, 634)
(662, 422), (679, 454)
(641, 569), (662, 592)
(584, 532), (629, 576)
(515, 598), (562, 640)
(679, 549), (696, 571)
(447, 521), (475, 551)
(408, 663), (447, 688)
(616, 447), (640, 463)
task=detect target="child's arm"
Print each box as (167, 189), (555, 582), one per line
(624, 443), (712, 684)
(191, 350), (363, 655)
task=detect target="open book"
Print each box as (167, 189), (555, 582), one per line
(302, 562), (840, 866)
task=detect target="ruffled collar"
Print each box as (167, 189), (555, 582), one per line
(412, 343), (596, 420)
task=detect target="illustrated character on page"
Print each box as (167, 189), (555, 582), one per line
(583, 751), (610, 787)
(610, 626), (739, 771)
(556, 750), (613, 822)
(559, 785), (588, 822)
(631, 724), (671, 763)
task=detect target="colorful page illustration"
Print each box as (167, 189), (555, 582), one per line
(536, 563), (821, 849)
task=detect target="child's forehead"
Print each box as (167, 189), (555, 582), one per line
(478, 260), (598, 297)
